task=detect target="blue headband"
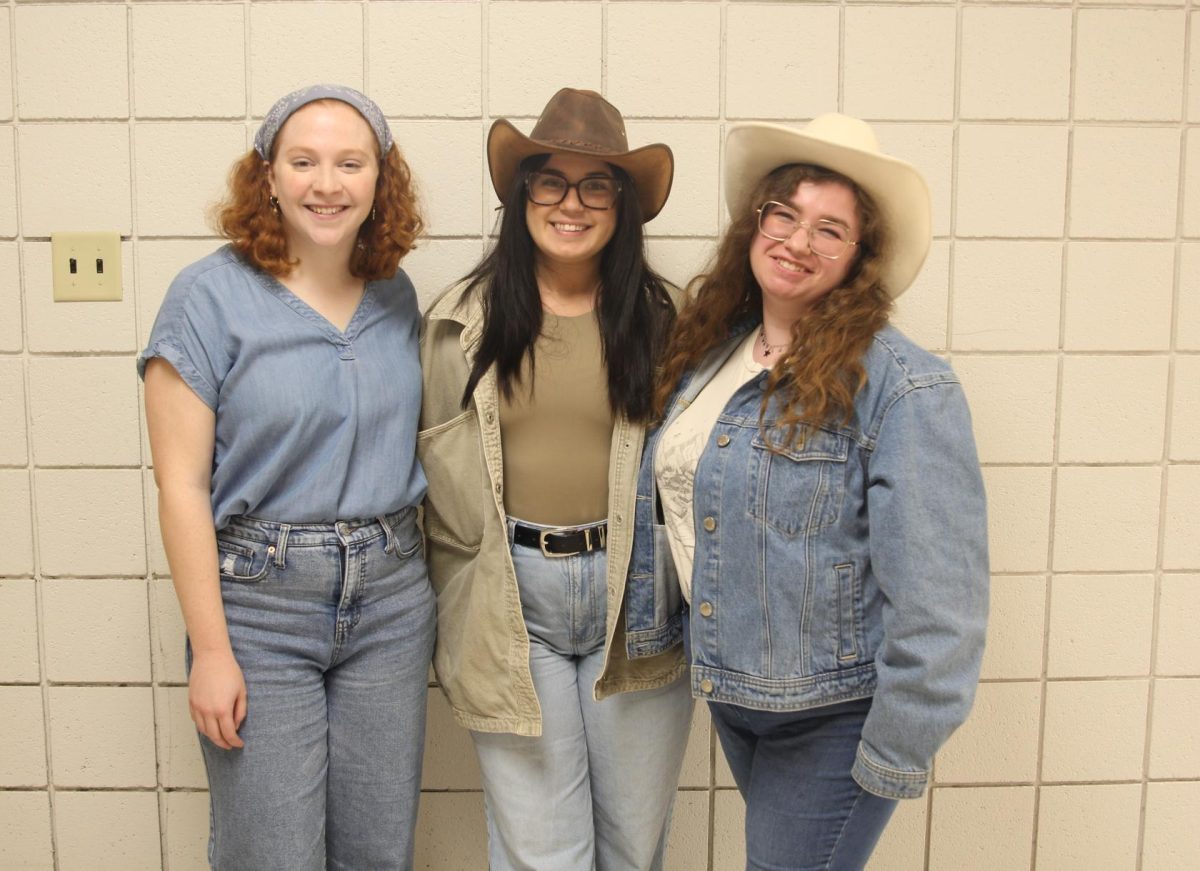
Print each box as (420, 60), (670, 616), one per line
(254, 84), (393, 160)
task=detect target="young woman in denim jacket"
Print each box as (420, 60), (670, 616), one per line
(628, 115), (989, 870)
(418, 88), (692, 870)
(141, 86), (435, 868)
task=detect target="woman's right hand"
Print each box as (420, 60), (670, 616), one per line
(188, 648), (247, 750)
(146, 360), (246, 750)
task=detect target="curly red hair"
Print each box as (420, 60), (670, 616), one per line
(214, 112), (423, 281)
(655, 163), (892, 446)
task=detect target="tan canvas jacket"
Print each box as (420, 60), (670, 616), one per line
(418, 285), (686, 736)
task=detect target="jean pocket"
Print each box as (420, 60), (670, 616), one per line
(216, 538), (272, 583)
(386, 521), (424, 561)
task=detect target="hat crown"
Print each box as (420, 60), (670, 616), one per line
(528, 88), (630, 156)
(803, 113), (881, 156)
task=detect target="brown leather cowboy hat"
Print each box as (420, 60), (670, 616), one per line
(487, 88), (674, 222)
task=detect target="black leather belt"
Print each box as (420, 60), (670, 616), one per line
(512, 522), (608, 558)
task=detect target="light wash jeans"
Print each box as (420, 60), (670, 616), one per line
(470, 518), (694, 871)
(194, 508), (436, 871)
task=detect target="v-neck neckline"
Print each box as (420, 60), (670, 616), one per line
(253, 269), (376, 346)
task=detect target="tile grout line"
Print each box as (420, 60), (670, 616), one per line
(1136, 6), (1195, 868)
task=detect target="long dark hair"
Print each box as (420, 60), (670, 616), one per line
(459, 154), (674, 422)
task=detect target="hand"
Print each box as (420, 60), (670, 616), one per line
(188, 648), (247, 750)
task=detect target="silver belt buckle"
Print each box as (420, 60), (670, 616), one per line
(539, 527), (572, 558)
(538, 524), (605, 558)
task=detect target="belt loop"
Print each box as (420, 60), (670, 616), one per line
(274, 524), (290, 567)
(377, 515), (397, 555)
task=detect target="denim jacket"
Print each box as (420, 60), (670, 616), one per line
(627, 323), (989, 799)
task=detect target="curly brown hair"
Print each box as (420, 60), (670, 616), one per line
(654, 163), (892, 446)
(214, 107), (423, 280)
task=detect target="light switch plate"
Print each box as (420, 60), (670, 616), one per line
(52, 232), (123, 302)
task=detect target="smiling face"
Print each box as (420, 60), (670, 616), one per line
(266, 100), (380, 265)
(749, 179), (861, 319)
(525, 154), (619, 273)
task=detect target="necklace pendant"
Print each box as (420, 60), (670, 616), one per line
(758, 325), (786, 359)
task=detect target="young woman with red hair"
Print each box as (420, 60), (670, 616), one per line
(140, 85), (433, 869)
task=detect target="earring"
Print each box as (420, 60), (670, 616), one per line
(370, 206), (377, 222)
(268, 195), (280, 214)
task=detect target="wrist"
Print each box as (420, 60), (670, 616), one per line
(189, 641), (234, 658)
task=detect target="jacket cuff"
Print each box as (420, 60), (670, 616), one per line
(851, 742), (929, 800)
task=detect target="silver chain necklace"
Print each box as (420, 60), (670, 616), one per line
(758, 325), (789, 358)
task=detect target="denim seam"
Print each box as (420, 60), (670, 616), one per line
(196, 731), (220, 868)
(856, 745), (926, 781)
(867, 379), (962, 449)
(859, 761), (925, 782)
(825, 787), (866, 870)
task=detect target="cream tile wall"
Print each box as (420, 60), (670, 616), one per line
(1, 1), (1196, 868)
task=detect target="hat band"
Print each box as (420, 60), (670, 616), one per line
(539, 137), (627, 155)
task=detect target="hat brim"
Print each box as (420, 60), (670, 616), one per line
(487, 119), (674, 222)
(725, 122), (932, 298)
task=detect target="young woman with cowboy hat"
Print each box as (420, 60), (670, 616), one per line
(628, 114), (989, 869)
(417, 88), (694, 870)
(141, 85), (434, 868)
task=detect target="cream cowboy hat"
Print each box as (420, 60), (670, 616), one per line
(724, 114), (932, 298)
(487, 88), (674, 222)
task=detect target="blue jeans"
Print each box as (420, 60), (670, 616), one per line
(709, 698), (898, 871)
(195, 509), (436, 871)
(470, 519), (694, 871)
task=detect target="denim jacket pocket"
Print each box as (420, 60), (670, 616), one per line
(626, 515), (685, 658)
(834, 562), (863, 662)
(646, 522), (683, 627)
(417, 409), (484, 552)
(748, 427), (849, 536)
(215, 537), (272, 583)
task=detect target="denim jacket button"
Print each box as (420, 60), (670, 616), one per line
(485, 411), (495, 424)
(699, 678), (714, 694)
(716, 434), (730, 447)
(703, 516), (716, 532)
(698, 601), (714, 617)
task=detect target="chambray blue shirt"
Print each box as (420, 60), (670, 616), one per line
(138, 245), (426, 530)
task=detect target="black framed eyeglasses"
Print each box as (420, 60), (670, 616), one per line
(755, 201), (858, 260)
(526, 171), (622, 210)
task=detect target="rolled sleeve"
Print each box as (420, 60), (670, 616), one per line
(137, 273), (227, 411)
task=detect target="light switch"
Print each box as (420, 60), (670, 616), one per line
(52, 232), (123, 302)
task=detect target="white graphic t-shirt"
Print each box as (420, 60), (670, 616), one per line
(655, 332), (765, 602)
